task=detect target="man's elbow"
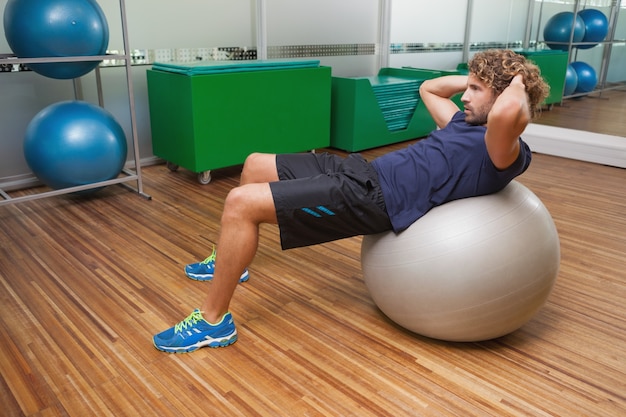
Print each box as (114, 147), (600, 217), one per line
(489, 99), (530, 132)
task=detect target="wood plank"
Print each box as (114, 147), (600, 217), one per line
(534, 89), (626, 137)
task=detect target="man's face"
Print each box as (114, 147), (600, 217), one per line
(460, 74), (497, 126)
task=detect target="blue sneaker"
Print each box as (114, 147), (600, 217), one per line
(153, 309), (237, 353)
(185, 246), (249, 282)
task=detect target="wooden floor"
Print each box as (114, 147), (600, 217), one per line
(1, 93), (625, 416)
(533, 87), (626, 137)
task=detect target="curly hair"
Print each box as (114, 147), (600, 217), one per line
(468, 49), (550, 119)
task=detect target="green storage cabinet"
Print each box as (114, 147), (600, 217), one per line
(516, 49), (568, 106)
(330, 68), (443, 152)
(146, 62), (331, 181)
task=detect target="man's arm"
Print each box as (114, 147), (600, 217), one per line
(419, 75), (468, 129)
(485, 74), (531, 170)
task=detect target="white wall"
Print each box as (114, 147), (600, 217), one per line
(388, 0), (468, 70)
(265, 0), (380, 76)
(388, 0), (532, 70)
(470, 0), (529, 45)
(123, 0), (255, 49)
(267, 0), (377, 45)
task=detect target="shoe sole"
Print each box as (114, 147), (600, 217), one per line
(185, 270), (249, 283)
(154, 333), (238, 353)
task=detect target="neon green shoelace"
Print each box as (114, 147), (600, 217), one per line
(200, 246), (217, 265)
(174, 310), (203, 333)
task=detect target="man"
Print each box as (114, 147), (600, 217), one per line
(153, 49), (550, 353)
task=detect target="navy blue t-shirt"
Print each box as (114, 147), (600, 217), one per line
(371, 111), (531, 233)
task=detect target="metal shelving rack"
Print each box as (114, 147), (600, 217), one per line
(528, 0), (625, 99)
(0, 0), (150, 206)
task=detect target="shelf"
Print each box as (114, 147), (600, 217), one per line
(0, 46), (261, 73)
(530, 0), (622, 102)
(0, 0), (150, 206)
(0, 170), (144, 207)
(0, 54), (127, 64)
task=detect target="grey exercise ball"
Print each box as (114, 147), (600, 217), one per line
(362, 181), (560, 342)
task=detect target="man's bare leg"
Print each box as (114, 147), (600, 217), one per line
(200, 175), (279, 323)
(153, 155), (281, 352)
(198, 152), (280, 322)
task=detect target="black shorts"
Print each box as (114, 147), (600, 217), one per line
(270, 152), (392, 249)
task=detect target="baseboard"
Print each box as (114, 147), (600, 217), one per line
(126, 156), (163, 170)
(0, 174), (40, 192)
(523, 123), (626, 168)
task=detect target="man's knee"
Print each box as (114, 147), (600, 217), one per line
(243, 152), (265, 169)
(241, 153), (278, 184)
(223, 183), (277, 224)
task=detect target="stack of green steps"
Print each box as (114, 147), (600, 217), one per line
(365, 75), (422, 132)
(330, 67), (444, 152)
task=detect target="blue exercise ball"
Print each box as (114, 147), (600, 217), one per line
(570, 61), (597, 93)
(578, 9), (609, 49)
(544, 11), (585, 50)
(563, 64), (578, 96)
(3, 0), (109, 79)
(24, 101), (127, 191)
